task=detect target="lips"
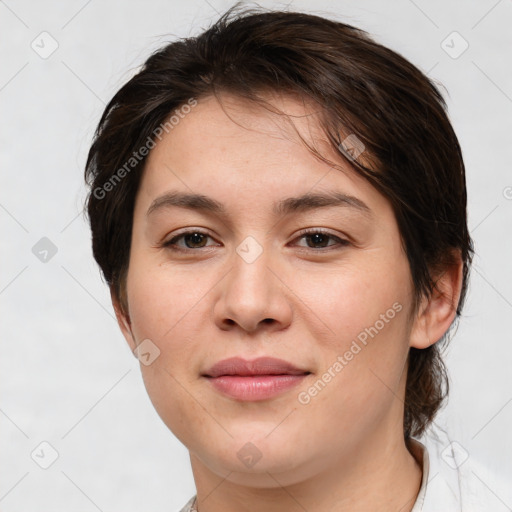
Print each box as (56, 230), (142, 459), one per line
(202, 357), (311, 401)
(203, 356), (310, 378)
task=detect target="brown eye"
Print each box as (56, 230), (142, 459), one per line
(181, 232), (208, 248)
(304, 232), (331, 248)
(164, 230), (217, 251)
(294, 230), (349, 250)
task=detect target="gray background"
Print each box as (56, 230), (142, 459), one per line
(1, 0), (511, 510)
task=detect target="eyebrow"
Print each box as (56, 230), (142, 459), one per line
(146, 190), (372, 218)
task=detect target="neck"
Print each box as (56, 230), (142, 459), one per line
(189, 425), (423, 512)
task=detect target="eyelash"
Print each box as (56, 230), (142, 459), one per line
(162, 229), (349, 253)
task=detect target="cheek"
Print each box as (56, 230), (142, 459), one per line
(125, 258), (212, 344)
(294, 304), (410, 452)
(294, 252), (411, 346)
(124, 263), (216, 444)
(292, 252), (412, 406)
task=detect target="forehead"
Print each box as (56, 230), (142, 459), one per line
(138, 92), (388, 218)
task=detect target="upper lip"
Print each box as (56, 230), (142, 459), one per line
(203, 357), (310, 377)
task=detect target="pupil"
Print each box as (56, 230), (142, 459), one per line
(309, 233), (328, 247)
(186, 233), (205, 247)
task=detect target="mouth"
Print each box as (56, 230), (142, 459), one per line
(202, 356), (312, 401)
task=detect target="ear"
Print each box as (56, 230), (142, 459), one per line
(409, 251), (464, 349)
(110, 286), (137, 354)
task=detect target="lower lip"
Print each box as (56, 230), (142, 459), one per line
(205, 374), (309, 401)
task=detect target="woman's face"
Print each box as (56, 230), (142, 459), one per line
(117, 92), (421, 486)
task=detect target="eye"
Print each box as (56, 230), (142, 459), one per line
(293, 229), (349, 250)
(163, 230), (218, 251)
(162, 228), (349, 253)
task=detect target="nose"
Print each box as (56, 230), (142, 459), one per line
(213, 244), (293, 334)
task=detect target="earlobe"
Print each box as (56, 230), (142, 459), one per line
(110, 286), (137, 354)
(409, 252), (464, 350)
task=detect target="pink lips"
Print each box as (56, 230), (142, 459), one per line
(203, 356), (310, 401)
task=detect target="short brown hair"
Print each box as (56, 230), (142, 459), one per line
(84, 5), (474, 438)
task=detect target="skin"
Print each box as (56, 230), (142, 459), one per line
(112, 92), (463, 511)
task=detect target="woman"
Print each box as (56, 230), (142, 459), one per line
(85, 6), (479, 511)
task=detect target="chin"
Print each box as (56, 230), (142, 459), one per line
(198, 445), (312, 488)
(212, 432), (308, 470)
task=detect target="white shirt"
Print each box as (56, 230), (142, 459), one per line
(411, 421), (508, 511)
(179, 423), (502, 511)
